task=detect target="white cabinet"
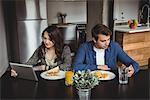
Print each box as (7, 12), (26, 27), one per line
(48, 0), (86, 2)
(113, 0), (139, 21)
(47, 0), (86, 24)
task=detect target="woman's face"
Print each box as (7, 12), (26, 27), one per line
(42, 32), (54, 49)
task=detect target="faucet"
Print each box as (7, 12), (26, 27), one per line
(141, 4), (150, 27)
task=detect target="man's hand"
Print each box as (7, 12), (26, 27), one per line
(97, 65), (110, 70)
(127, 65), (134, 77)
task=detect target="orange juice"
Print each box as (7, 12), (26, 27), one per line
(65, 71), (74, 86)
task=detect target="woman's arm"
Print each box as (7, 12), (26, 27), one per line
(26, 47), (46, 71)
(26, 48), (40, 65)
(59, 45), (72, 71)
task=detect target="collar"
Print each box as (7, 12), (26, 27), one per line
(89, 40), (112, 52)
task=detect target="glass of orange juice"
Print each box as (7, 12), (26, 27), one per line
(65, 71), (74, 86)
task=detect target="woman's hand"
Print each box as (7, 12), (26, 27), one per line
(11, 69), (18, 77)
(33, 65), (46, 71)
(97, 65), (110, 70)
(127, 65), (134, 77)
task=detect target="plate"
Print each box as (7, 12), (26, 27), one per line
(40, 70), (65, 80)
(91, 70), (116, 80)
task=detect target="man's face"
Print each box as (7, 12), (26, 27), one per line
(94, 34), (110, 49)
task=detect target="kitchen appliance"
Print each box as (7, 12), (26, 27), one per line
(56, 24), (77, 54)
(10, 62), (38, 81)
(76, 24), (86, 48)
(56, 23), (86, 55)
(3, 0), (48, 63)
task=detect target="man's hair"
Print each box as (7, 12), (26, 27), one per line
(91, 24), (112, 41)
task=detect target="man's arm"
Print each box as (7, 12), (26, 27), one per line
(73, 44), (97, 72)
(116, 43), (139, 75)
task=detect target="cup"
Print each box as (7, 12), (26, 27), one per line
(118, 66), (128, 84)
(78, 88), (91, 100)
(65, 71), (74, 86)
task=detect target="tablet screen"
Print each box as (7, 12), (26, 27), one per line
(10, 62), (38, 81)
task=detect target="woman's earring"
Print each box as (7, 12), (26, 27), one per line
(92, 38), (96, 43)
(93, 40), (97, 43)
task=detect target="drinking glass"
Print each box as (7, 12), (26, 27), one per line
(65, 71), (74, 86)
(118, 66), (128, 84)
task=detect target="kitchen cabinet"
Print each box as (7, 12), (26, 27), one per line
(47, 0), (86, 24)
(48, 0), (86, 1)
(113, 0), (139, 22)
(115, 26), (150, 69)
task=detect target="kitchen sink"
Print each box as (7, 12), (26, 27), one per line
(138, 23), (149, 27)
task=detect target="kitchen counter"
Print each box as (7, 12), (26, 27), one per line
(53, 23), (76, 27)
(51, 22), (87, 27)
(114, 25), (150, 33)
(115, 26), (150, 68)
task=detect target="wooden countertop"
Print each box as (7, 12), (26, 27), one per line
(114, 25), (150, 33)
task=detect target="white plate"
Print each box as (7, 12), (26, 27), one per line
(91, 70), (116, 80)
(40, 70), (65, 80)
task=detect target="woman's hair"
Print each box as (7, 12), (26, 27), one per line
(38, 25), (64, 61)
(91, 24), (112, 41)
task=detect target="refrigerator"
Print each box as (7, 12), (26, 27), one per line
(3, 0), (48, 63)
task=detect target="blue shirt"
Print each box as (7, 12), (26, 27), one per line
(73, 41), (139, 74)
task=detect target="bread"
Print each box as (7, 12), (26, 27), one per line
(95, 71), (108, 79)
(46, 66), (60, 76)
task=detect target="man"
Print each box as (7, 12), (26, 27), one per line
(73, 24), (139, 77)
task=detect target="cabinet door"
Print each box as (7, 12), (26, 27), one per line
(116, 31), (150, 68)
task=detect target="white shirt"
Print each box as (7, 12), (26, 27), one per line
(93, 46), (105, 65)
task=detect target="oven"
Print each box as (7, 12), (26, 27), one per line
(76, 24), (87, 48)
(56, 23), (86, 57)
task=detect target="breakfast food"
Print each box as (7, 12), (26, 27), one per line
(46, 71), (59, 76)
(95, 71), (108, 79)
(46, 66), (60, 76)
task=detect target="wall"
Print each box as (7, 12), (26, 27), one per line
(2, 0), (20, 62)
(47, 0), (87, 24)
(102, 0), (114, 32)
(103, 0), (109, 26)
(0, 1), (8, 77)
(114, 0), (139, 21)
(86, 0), (103, 41)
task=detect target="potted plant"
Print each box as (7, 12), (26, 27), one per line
(73, 70), (99, 100)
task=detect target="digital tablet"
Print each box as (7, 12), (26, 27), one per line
(10, 62), (38, 81)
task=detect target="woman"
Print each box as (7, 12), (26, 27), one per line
(11, 25), (72, 76)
